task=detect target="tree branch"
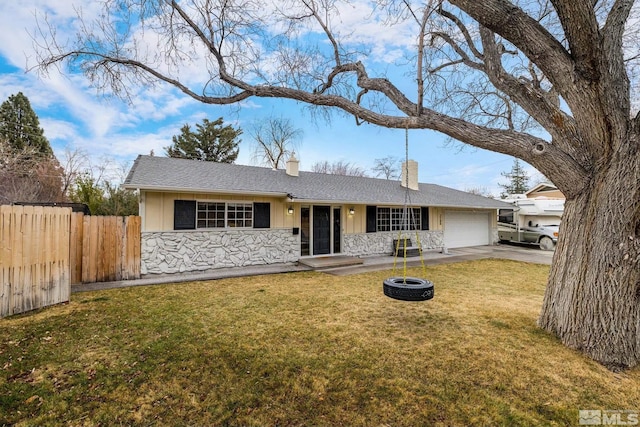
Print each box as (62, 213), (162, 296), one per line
(550, 0), (600, 80)
(436, 6), (484, 61)
(451, 0), (617, 159)
(451, 0), (574, 88)
(429, 31), (484, 71)
(301, 0), (342, 66)
(478, 27), (589, 168)
(599, 0), (634, 150)
(169, 0), (253, 92)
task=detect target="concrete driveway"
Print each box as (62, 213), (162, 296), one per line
(450, 244), (554, 265)
(321, 244), (553, 276)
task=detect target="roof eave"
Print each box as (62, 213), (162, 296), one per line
(123, 184), (289, 198)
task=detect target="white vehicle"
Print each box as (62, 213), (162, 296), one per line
(498, 195), (564, 251)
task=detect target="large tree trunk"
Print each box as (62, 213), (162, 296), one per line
(538, 138), (640, 370)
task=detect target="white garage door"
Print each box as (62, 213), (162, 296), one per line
(444, 211), (490, 248)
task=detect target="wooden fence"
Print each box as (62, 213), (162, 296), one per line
(1, 205), (72, 318)
(71, 214), (141, 284)
(1, 206), (141, 318)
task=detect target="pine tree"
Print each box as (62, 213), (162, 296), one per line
(499, 159), (530, 198)
(0, 92), (52, 156)
(165, 117), (241, 162)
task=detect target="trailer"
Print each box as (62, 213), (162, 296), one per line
(498, 195), (564, 251)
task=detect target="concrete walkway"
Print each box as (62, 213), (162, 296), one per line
(71, 244), (553, 293)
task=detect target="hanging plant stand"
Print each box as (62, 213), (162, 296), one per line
(383, 277), (434, 302)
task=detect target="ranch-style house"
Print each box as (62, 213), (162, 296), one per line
(123, 155), (512, 275)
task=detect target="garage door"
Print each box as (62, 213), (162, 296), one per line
(444, 211), (490, 248)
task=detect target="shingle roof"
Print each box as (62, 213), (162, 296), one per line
(123, 155), (511, 209)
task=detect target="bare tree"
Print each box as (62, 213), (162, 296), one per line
(0, 138), (64, 204)
(372, 156), (400, 180)
(311, 160), (368, 176)
(33, 1), (640, 369)
(250, 117), (302, 169)
(66, 155), (138, 216)
(465, 187), (495, 199)
(60, 146), (89, 199)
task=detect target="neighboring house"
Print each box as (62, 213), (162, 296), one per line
(525, 183), (565, 200)
(123, 155), (512, 275)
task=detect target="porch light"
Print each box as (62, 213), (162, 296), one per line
(288, 206), (294, 215)
(349, 207), (355, 215)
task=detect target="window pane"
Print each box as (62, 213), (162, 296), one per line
(197, 202), (225, 229)
(196, 202), (254, 228)
(233, 203), (253, 227)
(378, 207), (422, 231)
(377, 207), (390, 232)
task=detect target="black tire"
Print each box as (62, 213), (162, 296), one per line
(383, 277), (434, 302)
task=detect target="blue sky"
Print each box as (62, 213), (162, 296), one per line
(0, 1), (545, 196)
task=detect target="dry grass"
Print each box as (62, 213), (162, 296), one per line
(1, 259), (639, 426)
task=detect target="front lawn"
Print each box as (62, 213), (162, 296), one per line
(1, 259), (638, 426)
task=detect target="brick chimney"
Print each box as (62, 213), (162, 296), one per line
(400, 160), (419, 190)
(286, 152), (299, 177)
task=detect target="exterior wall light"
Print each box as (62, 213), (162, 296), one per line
(349, 207), (355, 215)
(288, 206), (294, 215)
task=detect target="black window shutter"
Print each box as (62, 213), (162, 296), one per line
(421, 207), (429, 230)
(174, 200), (196, 230)
(253, 202), (271, 228)
(366, 205), (377, 233)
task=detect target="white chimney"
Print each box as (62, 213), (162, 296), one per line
(286, 152), (299, 177)
(401, 160), (419, 191)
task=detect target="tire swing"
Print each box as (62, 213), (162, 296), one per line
(383, 128), (434, 302)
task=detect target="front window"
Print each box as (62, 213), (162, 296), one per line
(227, 203), (253, 228)
(377, 208), (391, 231)
(197, 202), (252, 228)
(377, 207), (420, 231)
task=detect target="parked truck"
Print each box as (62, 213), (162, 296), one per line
(498, 195), (564, 251)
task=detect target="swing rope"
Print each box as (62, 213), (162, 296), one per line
(391, 126), (428, 281)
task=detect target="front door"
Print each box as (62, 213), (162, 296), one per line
(313, 206), (331, 255)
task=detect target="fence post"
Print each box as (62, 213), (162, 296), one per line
(70, 212), (83, 285)
(1, 206), (15, 317)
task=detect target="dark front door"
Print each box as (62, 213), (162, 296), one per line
(313, 206), (331, 255)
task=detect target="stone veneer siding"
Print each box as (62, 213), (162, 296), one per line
(141, 227), (498, 275)
(141, 229), (299, 275)
(342, 230), (445, 257)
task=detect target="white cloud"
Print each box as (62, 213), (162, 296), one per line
(0, 1), (102, 67)
(39, 117), (77, 141)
